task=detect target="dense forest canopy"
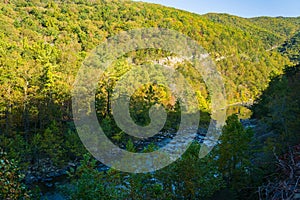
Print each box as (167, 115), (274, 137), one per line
(0, 0), (299, 199)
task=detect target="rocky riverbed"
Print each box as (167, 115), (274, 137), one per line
(27, 127), (207, 198)
(31, 119), (258, 199)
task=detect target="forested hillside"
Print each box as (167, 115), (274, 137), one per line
(250, 16), (300, 39)
(279, 31), (300, 64)
(0, 0), (299, 199)
(252, 67), (300, 199)
(253, 65), (300, 149)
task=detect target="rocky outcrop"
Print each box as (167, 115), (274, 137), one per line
(25, 158), (78, 186)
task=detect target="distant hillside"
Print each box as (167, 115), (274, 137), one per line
(250, 16), (300, 39)
(204, 13), (284, 49)
(0, 0), (294, 110)
(204, 14), (300, 49)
